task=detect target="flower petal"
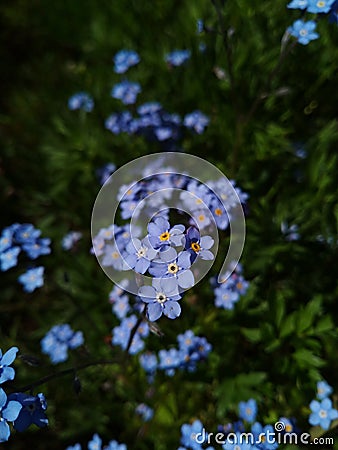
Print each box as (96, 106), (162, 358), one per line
(2, 400), (22, 422)
(1, 347), (18, 366)
(147, 303), (163, 322)
(163, 301), (181, 319)
(178, 270), (195, 289)
(0, 420), (10, 443)
(138, 286), (156, 302)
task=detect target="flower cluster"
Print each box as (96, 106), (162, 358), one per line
(66, 433), (127, 450)
(68, 92), (94, 112)
(287, 0), (338, 45)
(0, 223), (50, 292)
(139, 330), (212, 378)
(105, 101), (209, 147)
(113, 49), (140, 74)
(0, 347), (48, 442)
(211, 263), (249, 310)
(309, 380), (338, 430)
(41, 324), (84, 364)
(165, 49), (191, 67)
(135, 403), (154, 422)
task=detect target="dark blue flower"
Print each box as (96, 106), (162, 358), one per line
(8, 392), (48, 432)
(165, 49), (191, 67)
(111, 81), (141, 105)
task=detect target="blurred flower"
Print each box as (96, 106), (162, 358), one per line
(61, 231), (83, 250)
(113, 49), (140, 73)
(238, 399), (257, 423)
(317, 380), (333, 400)
(111, 80), (141, 105)
(184, 110), (209, 134)
(135, 403), (154, 422)
(18, 266), (44, 293)
(41, 324), (84, 364)
(68, 92), (94, 112)
(165, 49), (191, 66)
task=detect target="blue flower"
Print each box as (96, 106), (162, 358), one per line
(138, 278), (182, 321)
(14, 224), (41, 244)
(0, 347), (18, 384)
(184, 226), (214, 262)
(139, 352), (158, 375)
(135, 403), (154, 422)
(0, 247), (20, 271)
(124, 237), (158, 274)
(8, 392), (48, 432)
(317, 380), (333, 400)
(238, 399), (257, 423)
(180, 419), (205, 450)
(149, 251), (195, 289)
(288, 20), (319, 45)
(0, 229), (13, 253)
(287, 0), (308, 8)
(112, 315), (148, 355)
(22, 238), (51, 259)
(41, 324), (84, 364)
(96, 163), (116, 185)
(184, 110), (209, 134)
(105, 111), (133, 134)
(18, 266), (44, 292)
(0, 388), (22, 442)
(165, 49), (191, 67)
(137, 102), (162, 115)
(106, 440), (127, 450)
(158, 349), (180, 376)
(215, 286), (239, 309)
(277, 417), (295, 433)
(66, 445), (82, 450)
(61, 231), (83, 250)
(88, 433), (102, 450)
(307, 0), (335, 13)
(147, 217), (185, 249)
(68, 92), (94, 112)
(251, 423), (278, 450)
(111, 81), (141, 105)
(309, 398), (338, 430)
(113, 49), (140, 73)
(210, 198), (229, 230)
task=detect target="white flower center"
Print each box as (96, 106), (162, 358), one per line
(156, 292), (167, 303)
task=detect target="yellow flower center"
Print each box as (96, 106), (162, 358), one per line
(112, 252), (119, 259)
(168, 263), (179, 274)
(215, 208), (223, 216)
(191, 242), (201, 253)
(285, 424), (292, 432)
(160, 231), (170, 241)
(317, 1), (325, 6)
